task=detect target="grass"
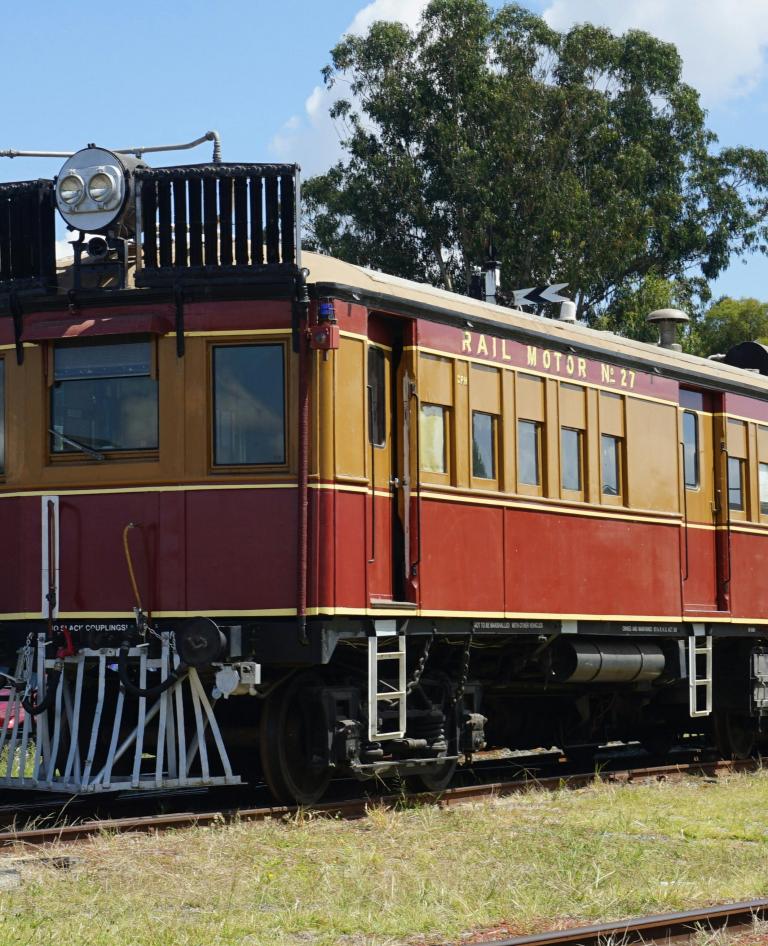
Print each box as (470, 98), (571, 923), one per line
(0, 741), (35, 779)
(2, 771), (768, 945)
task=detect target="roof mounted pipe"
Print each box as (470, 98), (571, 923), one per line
(113, 130), (222, 163)
(0, 149), (73, 159)
(0, 131), (223, 164)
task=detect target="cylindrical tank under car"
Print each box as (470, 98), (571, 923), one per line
(550, 640), (666, 684)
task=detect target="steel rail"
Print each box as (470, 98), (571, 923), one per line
(0, 756), (755, 849)
(468, 898), (768, 946)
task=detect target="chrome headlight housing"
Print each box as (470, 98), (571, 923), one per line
(57, 173), (85, 206)
(55, 147), (132, 233)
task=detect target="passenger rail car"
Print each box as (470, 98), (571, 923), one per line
(1, 140), (767, 803)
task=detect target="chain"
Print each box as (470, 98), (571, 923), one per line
(18, 633), (36, 698)
(406, 629), (435, 695)
(452, 634), (473, 707)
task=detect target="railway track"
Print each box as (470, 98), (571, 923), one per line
(0, 754), (756, 849)
(467, 898), (768, 945)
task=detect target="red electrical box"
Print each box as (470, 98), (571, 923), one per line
(310, 323), (340, 350)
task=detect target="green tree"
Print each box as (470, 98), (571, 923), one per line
(593, 274), (700, 345)
(304, 0), (768, 322)
(690, 297), (768, 357)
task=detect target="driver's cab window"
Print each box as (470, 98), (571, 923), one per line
(50, 337), (158, 456)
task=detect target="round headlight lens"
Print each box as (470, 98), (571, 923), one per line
(87, 172), (113, 202)
(58, 174), (84, 205)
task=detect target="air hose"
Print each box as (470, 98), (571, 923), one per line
(117, 643), (188, 700)
(22, 666), (62, 716)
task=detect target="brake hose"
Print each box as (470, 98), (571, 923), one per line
(22, 667), (62, 716)
(117, 643), (187, 699)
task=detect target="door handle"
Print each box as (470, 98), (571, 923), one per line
(389, 476), (400, 489)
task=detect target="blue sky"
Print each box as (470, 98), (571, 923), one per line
(3, 0), (768, 303)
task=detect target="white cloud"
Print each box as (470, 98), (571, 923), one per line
(55, 239), (74, 261)
(347, 0), (429, 36)
(268, 0), (429, 175)
(541, 0), (768, 105)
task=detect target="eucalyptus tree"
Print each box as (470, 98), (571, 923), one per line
(303, 0), (768, 322)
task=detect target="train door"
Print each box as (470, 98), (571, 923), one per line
(366, 316), (413, 604)
(680, 389), (729, 613)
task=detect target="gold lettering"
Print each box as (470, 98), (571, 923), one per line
(526, 345), (537, 366)
(502, 339), (512, 361)
(566, 354), (575, 375)
(620, 368), (628, 388)
(553, 351), (562, 372)
(629, 370), (636, 389)
(491, 336), (497, 358)
(462, 332), (472, 353)
(477, 335), (488, 356)
(577, 358), (587, 378)
(543, 350), (551, 370)
(601, 364), (611, 384)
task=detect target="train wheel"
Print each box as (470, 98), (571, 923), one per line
(408, 757), (458, 793)
(259, 672), (331, 806)
(714, 711), (757, 760)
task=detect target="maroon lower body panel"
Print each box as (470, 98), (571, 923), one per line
(0, 488), (299, 616)
(418, 499), (682, 619)
(7, 487), (762, 623)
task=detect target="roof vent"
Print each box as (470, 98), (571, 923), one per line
(646, 308), (689, 352)
(722, 341), (768, 375)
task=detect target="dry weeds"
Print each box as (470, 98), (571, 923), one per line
(0, 771), (767, 945)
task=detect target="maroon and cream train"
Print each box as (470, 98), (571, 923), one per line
(0, 145), (767, 803)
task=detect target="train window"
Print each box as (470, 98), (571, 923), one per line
(472, 412), (496, 479)
(679, 389), (704, 411)
(761, 463), (768, 515)
(420, 404), (447, 474)
(368, 347), (386, 447)
(561, 427), (582, 492)
(50, 338), (158, 455)
(682, 411), (699, 489)
(601, 434), (622, 496)
(728, 456), (744, 510)
(518, 420), (541, 486)
(213, 345), (285, 466)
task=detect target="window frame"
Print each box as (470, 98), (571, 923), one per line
(728, 455), (745, 513)
(367, 345), (387, 449)
(601, 433), (623, 504)
(682, 410), (700, 490)
(209, 339), (289, 473)
(48, 336), (159, 463)
(560, 426), (584, 498)
(419, 401), (450, 483)
(726, 418), (748, 520)
(759, 461), (768, 518)
(471, 410), (497, 484)
(517, 418), (543, 494)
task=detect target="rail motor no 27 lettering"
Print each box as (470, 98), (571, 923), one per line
(0, 134), (767, 803)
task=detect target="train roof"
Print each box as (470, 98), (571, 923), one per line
(304, 250), (768, 400)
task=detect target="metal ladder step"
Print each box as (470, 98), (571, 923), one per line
(368, 632), (407, 741)
(688, 629), (713, 718)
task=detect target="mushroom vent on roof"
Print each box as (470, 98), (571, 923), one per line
(723, 341), (768, 376)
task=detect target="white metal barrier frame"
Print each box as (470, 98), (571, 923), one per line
(0, 632), (240, 793)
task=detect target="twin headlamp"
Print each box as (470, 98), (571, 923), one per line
(54, 146), (140, 235)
